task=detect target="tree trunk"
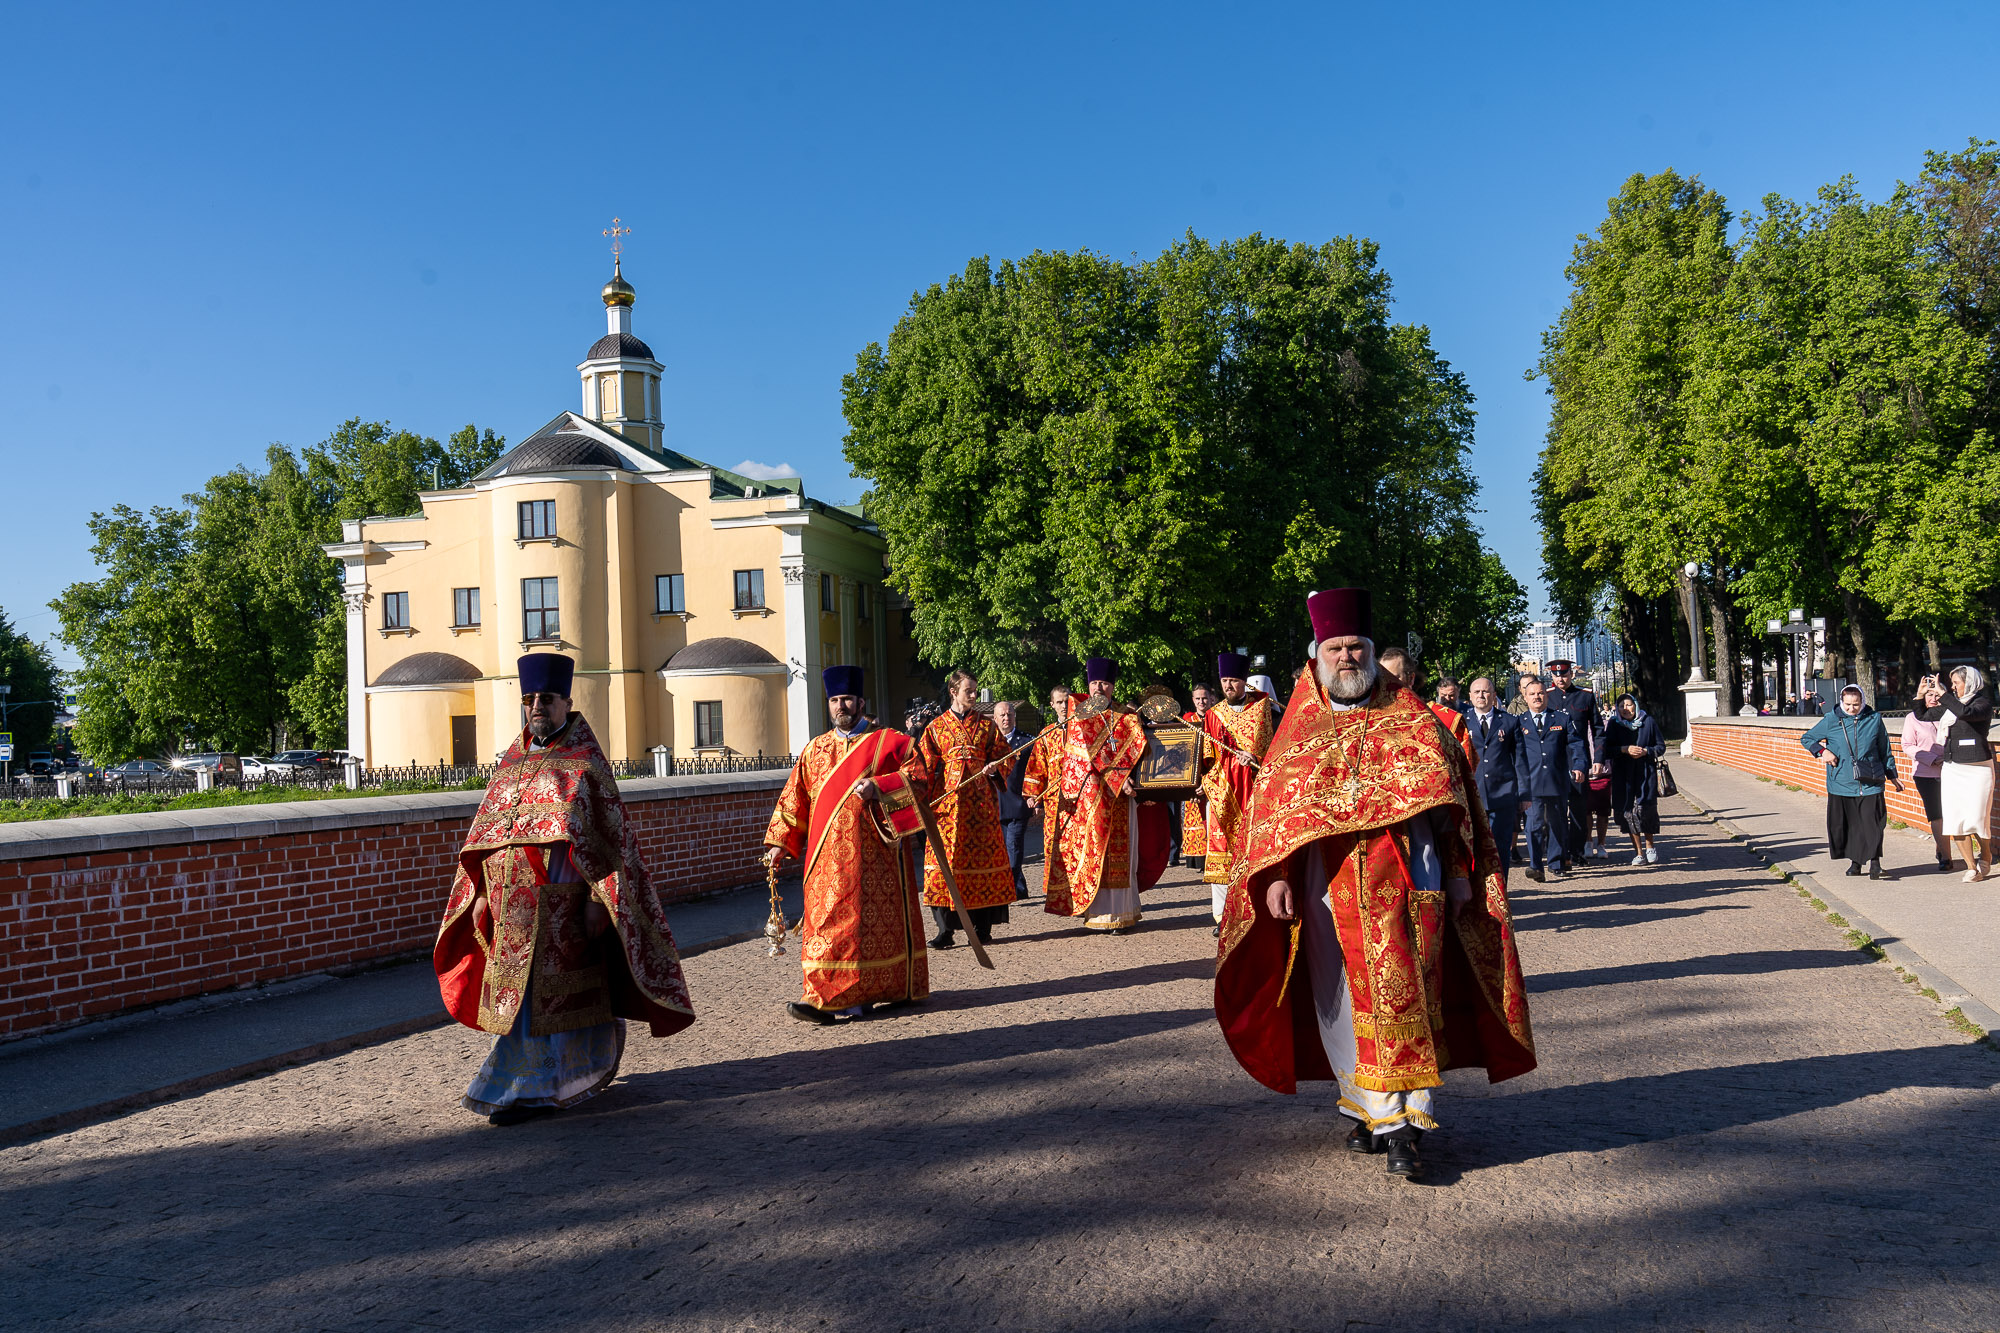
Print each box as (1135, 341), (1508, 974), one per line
(1842, 589), (1876, 707)
(1622, 588), (1686, 734)
(1708, 582), (1740, 714)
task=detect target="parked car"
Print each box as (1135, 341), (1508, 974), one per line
(26, 751), (58, 777)
(105, 760), (175, 788)
(265, 751), (328, 776)
(173, 753), (224, 771)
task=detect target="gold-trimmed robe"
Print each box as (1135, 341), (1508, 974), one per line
(1020, 721), (1073, 910)
(764, 727), (928, 1011)
(1052, 705), (1148, 918)
(1202, 693), (1276, 884)
(912, 709), (1016, 911)
(435, 715), (694, 1039)
(1214, 671), (1535, 1095)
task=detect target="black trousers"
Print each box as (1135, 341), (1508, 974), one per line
(933, 904), (1008, 938)
(1567, 784), (1591, 857)
(1826, 793), (1886, 864)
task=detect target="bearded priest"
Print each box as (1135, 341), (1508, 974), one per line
(763, 666), (929, 1025)
(435, 654), (695, 1126)
(1202, 651), (1277, 918)
(1213, 591), (1536, 1181)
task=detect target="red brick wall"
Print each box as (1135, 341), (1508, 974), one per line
(1690, 719), (2000, 831)
(0, 781), (782, 1041)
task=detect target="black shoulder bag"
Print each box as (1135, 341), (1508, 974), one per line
(1838, 716), (1887, 785)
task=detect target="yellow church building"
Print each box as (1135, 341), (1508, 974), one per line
(322, 260), (927, 768)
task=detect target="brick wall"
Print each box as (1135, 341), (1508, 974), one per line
(0, 773), (786, 1041)
(1689, 717), (2000, 831)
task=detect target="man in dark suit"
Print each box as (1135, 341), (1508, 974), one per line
(1463, 676), (1530, 874)
(1544, 659), (1603, 862)
(993, 699), (1035, 900)
(1517, 673), (1587, 882)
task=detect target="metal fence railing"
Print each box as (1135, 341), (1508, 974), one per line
(3, 752), (795, 804)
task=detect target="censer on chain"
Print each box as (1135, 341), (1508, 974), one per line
(763, 856), (798, 958)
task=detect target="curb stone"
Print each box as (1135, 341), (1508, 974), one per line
(1674, 785), (2000, 1050)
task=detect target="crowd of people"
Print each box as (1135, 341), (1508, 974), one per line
(414, 598), (1993, 1186)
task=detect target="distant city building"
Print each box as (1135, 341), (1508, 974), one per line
(1511, 620), (1622, 677)
(321, 257), (928, 768)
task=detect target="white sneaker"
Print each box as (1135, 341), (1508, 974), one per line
(1593, 842), (1607, 859)
(1631, 854), (1646, 867)
(1645, 847), (1660, 864)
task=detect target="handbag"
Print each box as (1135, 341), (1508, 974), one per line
(1838, 717), (1887, 785)
(1655, 759), (1678, 798)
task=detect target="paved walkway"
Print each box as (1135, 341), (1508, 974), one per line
(0, 880), (802, 1143)
(1676, 757), (2000, 1030)
(5, 799), (1998, 1331)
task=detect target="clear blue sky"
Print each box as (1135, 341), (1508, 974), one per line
(5, 2), (1995, 666)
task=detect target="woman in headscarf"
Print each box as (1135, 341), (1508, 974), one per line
(1914, 665), (1995, 882)
(1899, 675), (1952, 871)
(1605, 693), (1667, 865)
(1800, 685), (1903, 880)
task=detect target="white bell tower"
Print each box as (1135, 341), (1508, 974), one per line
(577, 218), (665, 452)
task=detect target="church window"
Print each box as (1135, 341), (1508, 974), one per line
(453, 587), (481, 627)
(820, 571), (835, 612)
(694, 700), (724, 749)
(518, 500), (556, 540)
(522, 577), (560, 641)
(655, 574), (685, 615)
(601, 375), (619, 416)
(857, 583), (871, 621)
(733, 569), (765, 610)
(382, 592), (409, 630)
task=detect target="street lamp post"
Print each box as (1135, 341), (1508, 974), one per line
(1764, 610), (1827, 712)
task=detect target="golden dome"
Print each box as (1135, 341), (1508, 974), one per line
(602, 260), (636, 308)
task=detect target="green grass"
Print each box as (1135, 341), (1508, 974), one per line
(0, 774), (489, 824)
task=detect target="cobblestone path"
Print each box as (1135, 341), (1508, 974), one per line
(5, 796), (1998, 1331)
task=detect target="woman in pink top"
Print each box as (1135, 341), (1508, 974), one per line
(1901, 678), (1950, 870)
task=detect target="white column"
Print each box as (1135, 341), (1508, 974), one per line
(341, 576), (370, 763)
(780, 550), (811, 752)
(839, 576), (858, 667)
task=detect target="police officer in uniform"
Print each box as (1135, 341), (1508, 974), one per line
(1517, 672), (1587, 882)
(1463, 676), (1530, 874)
(1544, 658), (1603, 862)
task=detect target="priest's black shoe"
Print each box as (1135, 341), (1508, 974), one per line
(1869, 860), (1890, 880)
(929, 932), (956, 949)
(488, 1105), (558, 1127)
(1384, 1135), (1423, 1180)
(1844, 861), (1864, 876)
(786, 1001), (838, 1025)
(1343, 1121), (1380, 1155)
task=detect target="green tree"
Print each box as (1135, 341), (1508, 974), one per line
(0, 609), (63, 759)
(844, 233), (1521, 700)
(1531, 169), (1736, 724)
(53, 421), (505, 757)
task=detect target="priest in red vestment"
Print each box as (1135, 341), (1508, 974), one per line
(1032, 657), (1170, 933)
(1022, 686), (1076, 908)
(911, 670), (1014, 949)
(1181, 683), (1216, 878)
(764, 665), (928, 1026)
(1202, 651), (1276, 915)
(1214, 591), (1535, 1181)
(435, 653), (695, 1126)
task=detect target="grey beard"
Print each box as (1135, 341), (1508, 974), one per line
(1316, 657), (1377, 702)
(528, 716), (565, 742)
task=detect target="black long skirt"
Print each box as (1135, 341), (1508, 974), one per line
(1826, 792), (1886, 864)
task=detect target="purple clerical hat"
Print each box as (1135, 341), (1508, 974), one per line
(823, 664), (864, 698)
(1085, 657), (1117, 684)
(518, 653), (574, 697)
(1307, 588), (1372, 643)
(1216, 651), (1251, 681)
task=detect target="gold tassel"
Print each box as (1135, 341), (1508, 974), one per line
(1274, 919), (1302, 1007)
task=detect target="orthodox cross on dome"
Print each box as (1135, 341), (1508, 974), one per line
(603, 217), (631, 264)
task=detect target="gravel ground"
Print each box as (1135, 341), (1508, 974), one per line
(4, 795), (1997, 1332)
